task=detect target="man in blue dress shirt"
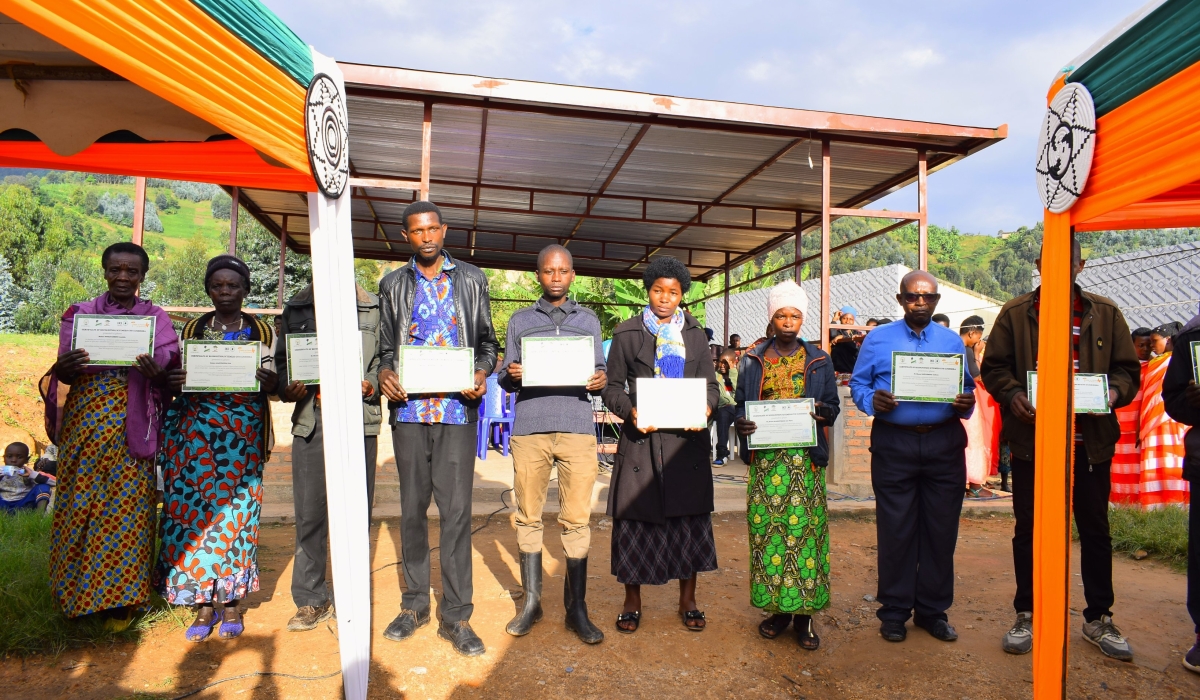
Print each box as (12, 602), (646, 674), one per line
(850, 270), (976, 644)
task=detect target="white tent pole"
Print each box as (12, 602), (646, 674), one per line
(307, 52), (371, 700)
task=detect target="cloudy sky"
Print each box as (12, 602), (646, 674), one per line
(267, 0), (1142, 235)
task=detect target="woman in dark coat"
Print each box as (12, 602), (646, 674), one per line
(602, 257), (720, 633)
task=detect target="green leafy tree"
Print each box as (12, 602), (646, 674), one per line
(0, 255), (20, 331)
(0, 185), (44, 279)
(148, 235), (210, 307)
(233, 215), (311, 307)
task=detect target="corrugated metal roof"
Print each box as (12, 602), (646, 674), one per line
(1035, 241), (1200, 328)
(237, 63), (1005, 278)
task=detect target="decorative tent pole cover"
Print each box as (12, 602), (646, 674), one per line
(1036, 83), (1096, 213)
(305, 73), (350, 198)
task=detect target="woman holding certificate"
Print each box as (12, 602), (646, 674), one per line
(47, 242), (179, 628)
(154, 255), (279, 641)
(602, 257), (719, 633)
(733, 280), (839, 650)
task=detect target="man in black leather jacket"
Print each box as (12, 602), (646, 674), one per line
(377, 201), (499, 657)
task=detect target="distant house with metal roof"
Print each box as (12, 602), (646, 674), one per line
(1034, 241), (1200, 329)
(705, 264), (1004, 343)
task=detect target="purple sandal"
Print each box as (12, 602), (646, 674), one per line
(218, 607), (244, 640)
(185, 608), (222, 643)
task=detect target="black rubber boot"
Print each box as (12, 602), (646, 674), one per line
(564, 557), (604, 644)
(505, 551), (543, 636)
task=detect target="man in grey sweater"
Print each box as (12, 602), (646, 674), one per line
(498, 244), (607, 644)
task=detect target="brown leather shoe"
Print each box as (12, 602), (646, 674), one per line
(287, 601), (334, 632)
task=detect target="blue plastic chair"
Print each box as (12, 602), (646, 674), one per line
(478, 374), (514, 459)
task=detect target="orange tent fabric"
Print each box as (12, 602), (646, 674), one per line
(0, 140), (314, 191)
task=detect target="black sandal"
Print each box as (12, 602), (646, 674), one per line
(795, 614), (820, 650)
(758, 614), (792, 639)
(616, 611), (641, 634)
(680, 609), (706, 632)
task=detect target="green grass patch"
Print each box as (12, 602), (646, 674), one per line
(0, 332), (57, 350)
(1105, 505), (1190, 573)
(0, 510), (183, 656)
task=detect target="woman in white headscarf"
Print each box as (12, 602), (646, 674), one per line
(735, 280), (840, 651)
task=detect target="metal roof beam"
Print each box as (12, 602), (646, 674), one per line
(564, 123), (651, 245)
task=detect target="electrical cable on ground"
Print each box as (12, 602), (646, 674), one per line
(169, 670), (341, 700)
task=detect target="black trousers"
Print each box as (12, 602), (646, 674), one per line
(290, 409), (379, 608)
(393, 421), (478, 623)
(870, 419), (967, 624)
(1188, 473), (1199, 633)
(714, 405), (736, 459)
(1011, 451), (1113, 622)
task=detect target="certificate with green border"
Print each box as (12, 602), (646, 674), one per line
(1192, 341), (1200, 382)
(182, 340), (261, 392)
(521, 335), (594, 387)
(890, 351), (963, 403)
(746, 398), (817, 449)
(1027, 371), (1111, 413)
(287, 333), (320, 385)
(70, 314), (155, 366)
(398, 345), (475, 394)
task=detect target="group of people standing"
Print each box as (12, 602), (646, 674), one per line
(36, 203), (1199, 672)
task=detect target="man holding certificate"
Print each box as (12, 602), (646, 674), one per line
(849, 270), (976, 644)
(378, 201), (499, 656)
(497, 244), (607, 644)
(274, 282), (382, 634)
(981, 237), (1139, 660)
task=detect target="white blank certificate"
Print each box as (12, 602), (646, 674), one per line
(287, 333), (320, 385)
(183, 340), (260, 392)
(71, 314), (155, 366)
(890, 351), (963, 402)
(521, 335), (594, 387)
(746, 399), (817, 449)
(636, 377), (707, 430)
(399, 345), (475, 394)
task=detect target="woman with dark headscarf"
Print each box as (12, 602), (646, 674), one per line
(154, 255), (279, 641)
(602, 256), (720, 633)
(49, 242), (179, 629)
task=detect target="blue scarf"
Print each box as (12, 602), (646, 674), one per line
(642, 306), (686, 378)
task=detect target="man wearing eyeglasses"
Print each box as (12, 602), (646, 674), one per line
(850, 270), (976, 644)
(980, 237), (1139, 661)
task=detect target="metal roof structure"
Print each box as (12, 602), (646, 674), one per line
(1033, 240), (1200, 327)
(236, 63), (1007, 281)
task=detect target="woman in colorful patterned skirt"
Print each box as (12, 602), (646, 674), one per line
(48, 243), (180, 629)
(602, 256), (719, 633)
(154, 255), (279, 641)
(735, 280), (840, 650)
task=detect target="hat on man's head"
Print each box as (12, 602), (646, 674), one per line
(768, 280), (809, 321)
(840, 305), (857, 315)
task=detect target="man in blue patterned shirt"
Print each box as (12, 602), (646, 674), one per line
(377, 201), (499, 656)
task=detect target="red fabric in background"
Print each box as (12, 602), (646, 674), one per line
(0, 139), (314, 191)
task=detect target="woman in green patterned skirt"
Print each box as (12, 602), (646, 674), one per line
(735, 280), (840, 650)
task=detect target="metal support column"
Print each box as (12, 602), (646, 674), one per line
(420, 102), (432, 201)
(917, 149), (928, 270)
(131, 177), (146, 245)
(277, 214), (289, 308)
(819, 140), (831, 351)
(229, 186), (240, 254)
(723, 251), (731, 346)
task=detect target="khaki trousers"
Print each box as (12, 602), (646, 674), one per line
(510, 432), (598, 558)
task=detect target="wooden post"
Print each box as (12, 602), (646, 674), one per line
(420, 102), (432, 201)
(819, 140), (831, 352)
(229, 186), (240, 254)
(793, 229), (802, 281)
(277, 214), (289, 308)
(917, 150), (928, 270)
(723, 251), (731, 346)
(131, 177), (146, 245)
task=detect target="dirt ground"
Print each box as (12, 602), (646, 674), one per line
(2, 513), (1197, 700)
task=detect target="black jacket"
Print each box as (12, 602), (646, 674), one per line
(1161, 322), (1200, 481)
(734, 337), (840, 466)
(378, 251), (500, 423)
(601, 312), (719, 523)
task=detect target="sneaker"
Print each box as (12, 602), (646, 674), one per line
(1183, 634), (1200, 673)
(713, 458), (725, 466)
(287, 602), (334, 632)
(1002, 612), (1033, 654)
(1081, 615), (1133, 661)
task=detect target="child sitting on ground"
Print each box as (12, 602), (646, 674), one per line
(1, 442), (54, 513)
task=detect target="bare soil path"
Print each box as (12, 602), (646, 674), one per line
(2, 514), (1197, 699)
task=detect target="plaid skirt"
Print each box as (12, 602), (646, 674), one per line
(611, 514), (718, 585)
